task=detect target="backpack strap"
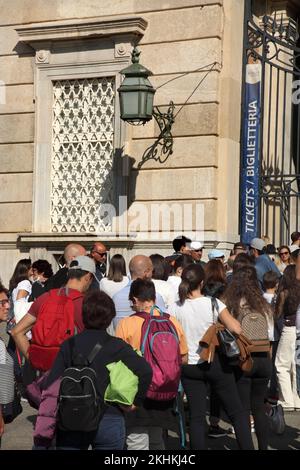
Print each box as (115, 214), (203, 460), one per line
(87, 343), (103, 365)
(211, 297), (219, 324)
(68, 336), (111, 366)
(150, 305), (165, 317)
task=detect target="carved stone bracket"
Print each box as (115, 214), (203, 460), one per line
(35, 49), (51, 64)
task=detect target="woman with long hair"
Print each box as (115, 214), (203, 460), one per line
(202, 259), (228, 437)
(276, 245), (291, 273)
(203, 259), (227, 298)
(100, 254), (129, 298)
(274, 265), (300, 411)
(173, 264), (254, 450)
(9, 259), (32, 303)
(222, 266), (274, 450)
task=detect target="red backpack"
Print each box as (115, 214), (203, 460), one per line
(133, 306), (182, 401)
(28, 288), (83, 371)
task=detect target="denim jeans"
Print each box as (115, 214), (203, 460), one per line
(56, 408), (125, 450)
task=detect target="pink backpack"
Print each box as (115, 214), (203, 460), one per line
(133, 306), (181, 401)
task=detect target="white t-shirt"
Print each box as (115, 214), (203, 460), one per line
(100, 276), (129, 298)
(152, 279), (175, 310)
(167, 276), (181, 302)
(173, 296), (226, 364)
(12, 279), (32, 303)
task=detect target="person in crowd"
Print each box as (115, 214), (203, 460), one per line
(290, 231), (300, 249)
(90, 242), (109, 290)
(262, 271), (282, 406)
(45, 243), (86, 291)
(7, 259), (33, 378)
(33, 290), (152, 450)
(264, 244), (278, 263)
(187, 241), (206, 267)
(9, 259), (33, 305)
(226, 252), (255, 284)
(172, 235), (192, 255)
(289, 245), (300, 264)
(99, 254), (128, 298)
(167, 254), (194, 302)
(11, 256), (95, 363)
(112, 255), (166, 331)
(207, 249), (225, 264)
(116, 278), (188, 450)
(276, 246), (291, 273)
(274, 263), (300, 411)
(222, 266), (274, 450)
(29, 260), (54, 301)
(203, 259), (227, 299)
(149, 254), (175, 310)
(172, 264), (253, 450)
(249, 238), (281, 286)
(0, 284), (15, 448)
(202, 259), (229, 438)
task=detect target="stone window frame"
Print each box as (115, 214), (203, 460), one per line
(16, 16), (147, 234)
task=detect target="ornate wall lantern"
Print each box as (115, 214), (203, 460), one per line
(118, 47), (156, 124)
(118, 47), (220, 167)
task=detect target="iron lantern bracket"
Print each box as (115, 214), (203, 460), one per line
(137, 101), (175, 169)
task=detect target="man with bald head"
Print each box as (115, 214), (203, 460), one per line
(45, 243), (86, 291)
(89, 242), (109, 290)
(112, 255), (166, 330)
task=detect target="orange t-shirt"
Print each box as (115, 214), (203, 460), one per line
(115, 310), (188, 356)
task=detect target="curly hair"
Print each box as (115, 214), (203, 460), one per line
(275, 265), (300, 317)
(222, 266), (272, 318)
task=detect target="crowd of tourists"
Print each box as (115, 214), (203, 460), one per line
(0, 234), (300, 450)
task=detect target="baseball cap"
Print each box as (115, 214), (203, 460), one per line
(289, 245), (300, 255)
(69, 255), (96, 275)
(233, 242), (247, 251)
(208, 249), (225, 260)
(250, 237), (266, 252)
(187, 241), (203, 251)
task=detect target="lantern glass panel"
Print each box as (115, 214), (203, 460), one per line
(121, 91), (140, 117)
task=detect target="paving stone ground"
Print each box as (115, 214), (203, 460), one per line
(1, 401), (300, 450)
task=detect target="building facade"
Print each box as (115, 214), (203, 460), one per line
(0, 0), (299, 285)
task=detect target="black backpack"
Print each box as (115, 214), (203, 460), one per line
(57, 337), (107, 432)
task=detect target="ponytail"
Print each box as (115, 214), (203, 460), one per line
(179, 263), (205, 305)
(179, 279), (191, 305)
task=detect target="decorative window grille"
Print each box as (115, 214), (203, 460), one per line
(51, 77), (115, 232)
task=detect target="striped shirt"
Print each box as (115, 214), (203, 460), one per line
(0, 339), (14, 405)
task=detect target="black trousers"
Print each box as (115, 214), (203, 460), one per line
(181, 354), (254, 450)
(234, 354), (272, 450)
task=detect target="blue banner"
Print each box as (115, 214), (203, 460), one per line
(241, 64), (261, 245)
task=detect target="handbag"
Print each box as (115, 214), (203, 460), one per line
(2, 381), (23, 424)
(211, 297), (240, 360)
(104, 360), (139, 406)
(267, 404), (285, 435)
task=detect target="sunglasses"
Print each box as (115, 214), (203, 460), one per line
(280, 252), (289, 256)
(92, 250), (107, 257)
(193, 249), (203, 253)
(0, 299), (9, 306)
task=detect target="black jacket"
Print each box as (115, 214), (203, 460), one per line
(45, 329), (152, 407)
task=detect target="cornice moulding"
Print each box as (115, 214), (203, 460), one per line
(16, 16), (147, 47)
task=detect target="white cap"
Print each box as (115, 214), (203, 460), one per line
(187, 241), (203, 251)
